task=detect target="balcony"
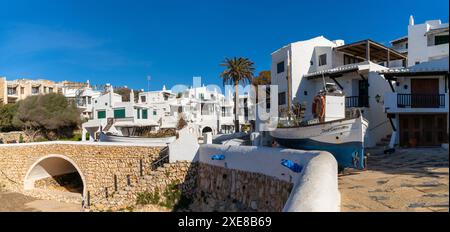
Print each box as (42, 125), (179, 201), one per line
(345, 96), (369, 108)
(384, 93), (449, 113)
(397, 94), (445, 108)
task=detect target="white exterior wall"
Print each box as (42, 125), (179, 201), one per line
(408, 19), (449, 66)
(271, 36), (341, 111)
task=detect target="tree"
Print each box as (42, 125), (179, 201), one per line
(114, 87), (142, 102)
(220, 57), (255, 132)
(13, 93), (81, 141)
(252, 70), (271, 103)
(0, 103), (19, 132)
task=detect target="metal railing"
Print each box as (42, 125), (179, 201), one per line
(345, 95), (369, 108)
(397, 94), (445, 108)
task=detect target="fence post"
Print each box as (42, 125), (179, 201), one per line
(87, 191), (90, 207)
(140, 159), (143, 177)
(114, 175), (118, 192)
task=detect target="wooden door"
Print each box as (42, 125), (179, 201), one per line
(411, 79), (439, 107)
(400, 114), (448, 147)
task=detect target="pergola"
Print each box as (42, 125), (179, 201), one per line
(335, 39), (407, 65)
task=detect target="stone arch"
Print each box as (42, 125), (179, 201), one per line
(24, 154), (87, 198)
(202, 126), (213, 134)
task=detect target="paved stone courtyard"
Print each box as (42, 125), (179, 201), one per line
(339, 147), (449, 212)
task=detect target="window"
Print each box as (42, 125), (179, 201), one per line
(278, 92), (286, 105)
(435, 35), (449, 45)
(87, 97), (91, 105)
(277, 61), (285, 74)
(153, 110), (157, 116)
(49, 87), (53, 93)
(7, 87), (17, 95)
(318, 54), (327, 66)
(142, 109), (148, 119)
(344, 54), (363, 65)
(140, 96), (146, 103)
(32, 87), (39, 94)
(97, 110), (106, 119)
(21, 87), (25, 95)
(43, 87), (47, 93)
(137, 109), (141, 119)
(114, 108), (126, 119)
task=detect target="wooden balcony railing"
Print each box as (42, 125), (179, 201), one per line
(397, 94), (445, 108)
(345, 95), (369, 108)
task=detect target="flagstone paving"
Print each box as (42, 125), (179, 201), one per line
(339, 147), (449, 212)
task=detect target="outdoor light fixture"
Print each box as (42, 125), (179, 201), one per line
(375, 94), (381, 103)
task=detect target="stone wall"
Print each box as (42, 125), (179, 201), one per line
(0, 143), (163, 204)
(0, 132), (30, 144)
(190, 163), (293, 212)
(90, 161), (198, 211)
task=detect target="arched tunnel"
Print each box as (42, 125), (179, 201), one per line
(24, 155), (86, 197)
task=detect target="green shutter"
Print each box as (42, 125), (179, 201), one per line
(114, 109), (126, 118)
(97, 110), (106, 119)
(142, 109), (148, 119)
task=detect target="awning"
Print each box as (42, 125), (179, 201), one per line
(305, 62), (370, 80)
(425, 27), (449, 36)
(82, 120), (101, 128)
(378, 57), (449, 78)
(335, 39), (407, 63)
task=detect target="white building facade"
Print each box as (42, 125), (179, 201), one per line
(271, 36), (407, 147)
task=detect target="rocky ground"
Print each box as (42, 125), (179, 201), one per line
(339, 147), (449, 212)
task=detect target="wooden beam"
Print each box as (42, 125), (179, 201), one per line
(330, 77), (344, 90)
(387, 49), (391, 67)
(366, 40), (371, 61)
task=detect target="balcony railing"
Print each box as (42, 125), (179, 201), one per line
(345, 95), (369, 108)
(397, 94), (445, 108)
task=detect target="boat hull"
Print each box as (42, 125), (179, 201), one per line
(99, 133), (176, 145)
(271, 116), (368, 169)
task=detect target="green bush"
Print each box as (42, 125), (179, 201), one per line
(136, 189), (161, 205)
(19, 134), (24, 143)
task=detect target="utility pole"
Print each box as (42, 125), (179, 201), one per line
(286, 49), (293, 119)
(147, 75), (151, 92)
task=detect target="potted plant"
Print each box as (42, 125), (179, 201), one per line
(409, 138), (418, 148)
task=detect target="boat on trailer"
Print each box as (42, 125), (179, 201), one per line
(270, 86), (368, 170)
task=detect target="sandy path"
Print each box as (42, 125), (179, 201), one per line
(0, 192), (82, 212)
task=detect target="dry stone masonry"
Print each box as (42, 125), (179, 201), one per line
(0, 142), (163, 205)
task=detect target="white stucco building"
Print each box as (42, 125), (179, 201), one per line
(381, 57), (449, 147)
(271, 36), (407, 147)
(60, 80), (102, 119)
(81, 85), (157, 141)
(391, 16), (449, 67)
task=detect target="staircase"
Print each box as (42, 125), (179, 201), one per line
(87, 153), (193, 211)
(376, 134), (391, 147)
(103, 118), (114, 132)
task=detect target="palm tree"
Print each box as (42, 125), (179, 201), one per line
(220, 57), (255, 133)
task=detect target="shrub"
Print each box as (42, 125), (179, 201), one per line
(136, 189), (161, 205)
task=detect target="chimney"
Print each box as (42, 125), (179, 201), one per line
(130, 89), (135, 103)
(409, 15), (414, 26)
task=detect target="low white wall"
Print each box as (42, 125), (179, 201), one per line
(198, 145), (340, 212)
(169, 128), (200, 163)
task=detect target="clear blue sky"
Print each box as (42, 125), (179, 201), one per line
(0, 0), (448, 91)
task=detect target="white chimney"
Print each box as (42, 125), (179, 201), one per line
(130, 89), (134, 103)
(409, 15), (414, 26)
